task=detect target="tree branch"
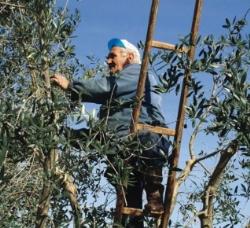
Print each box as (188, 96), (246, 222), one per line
(165, 156), (197, 216)
(55, 168), (82, 227)
(188, 71), (217, 159)
(198, 140), (238, 227)
(177, 156), (196, 184)
(195, 149), (221, 164)
(0, 1), (25, 8)
(36, 149), (56, 228)
(197, 160), (212, 175)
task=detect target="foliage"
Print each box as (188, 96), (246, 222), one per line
(0, 0), (109, 227)
(152, 15), (250, 227)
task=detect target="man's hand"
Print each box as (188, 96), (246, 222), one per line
(51, 73), (70, 90)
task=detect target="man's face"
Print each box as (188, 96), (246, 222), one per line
(106, 47), (129, 74)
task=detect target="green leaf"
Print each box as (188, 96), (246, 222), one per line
(175, 83), (180, 95)
(241, 184), (247, 193)
(240, 72), (247, 84)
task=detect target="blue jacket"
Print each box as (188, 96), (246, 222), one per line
(70, 64), (166, 136)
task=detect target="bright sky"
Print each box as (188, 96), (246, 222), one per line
(64, 1), (250, 226)
(68, 0), (250, 60)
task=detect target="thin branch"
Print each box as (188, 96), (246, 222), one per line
(0, 1), (25, 8)
(188, 72), (218, 158)
(105, 156), (127, 206)
(62, 0), (69, 15)
(0, 4), (6, 13)
(189, 120), (203, 158)
(244, 8), (250, 20)
(197, 160), (211, 175)
(165, 156), (196, 216)
(194, 149), (220, 164)
(177, 156), (196, 184)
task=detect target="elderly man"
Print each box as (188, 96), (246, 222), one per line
(52, 38), (169, 227)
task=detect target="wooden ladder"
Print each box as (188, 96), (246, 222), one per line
(114, 0), (203, 227)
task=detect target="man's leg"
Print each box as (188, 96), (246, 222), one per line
(122, 170), (144, 228)
(144, 167), (164, 212)
(138, 132), (169, 213)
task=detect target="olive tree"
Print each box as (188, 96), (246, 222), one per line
(0, 1), (101, 227)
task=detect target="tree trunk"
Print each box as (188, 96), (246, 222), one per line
(36, 149), (56, 228)
(36, 67), (54, 227)
(198, 141), (238, 228)
(55, 168), (82, 227)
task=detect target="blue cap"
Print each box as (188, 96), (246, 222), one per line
(108, 38), (126, 50)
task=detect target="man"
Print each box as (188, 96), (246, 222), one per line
(52, 38), (169, 227)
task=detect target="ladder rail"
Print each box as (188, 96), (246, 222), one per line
(160, 0), (204, 227)
(115, 0), (161, 224)
(130, 0), (160, 133)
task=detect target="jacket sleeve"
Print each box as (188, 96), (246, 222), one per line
(69, 76), (116, 104)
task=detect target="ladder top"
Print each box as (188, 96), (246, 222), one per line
(152, 40), (189, 53)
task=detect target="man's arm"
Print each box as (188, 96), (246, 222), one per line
(51, 73), (114, 104)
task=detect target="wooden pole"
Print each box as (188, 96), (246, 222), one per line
(115, 0), (160, 225)
(130, 0), (160, 133)
(113, 187), (125, 226)
(160, 0), (203, 227)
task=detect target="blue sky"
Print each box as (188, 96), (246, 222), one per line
(68, 0), (250, 61)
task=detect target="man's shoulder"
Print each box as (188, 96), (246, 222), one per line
(122, 63), (141, 74)
(116, 64), (140, 80)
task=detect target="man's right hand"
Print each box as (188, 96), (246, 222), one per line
(51, 73), (70, 90)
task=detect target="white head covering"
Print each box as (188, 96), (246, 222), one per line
(108, 38), (141, 64)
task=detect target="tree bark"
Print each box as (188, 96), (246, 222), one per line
(36, 149), (56, 228)
(35, 67), (54, 228)
(198, 141), (238, 228)
(55, 168), (82, 227)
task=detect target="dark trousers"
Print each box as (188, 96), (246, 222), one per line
(121, 167), (164, 228)
(122, 170), (144, 228)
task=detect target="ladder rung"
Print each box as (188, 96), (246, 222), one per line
(122, 207), (143, 216)
(151, 40), (189, 53)
(122, 207), (163, 217)
(136, 123), (176, 136)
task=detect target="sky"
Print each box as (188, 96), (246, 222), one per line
(68, 0), (250, 60)
(63, 0), (250, 226)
